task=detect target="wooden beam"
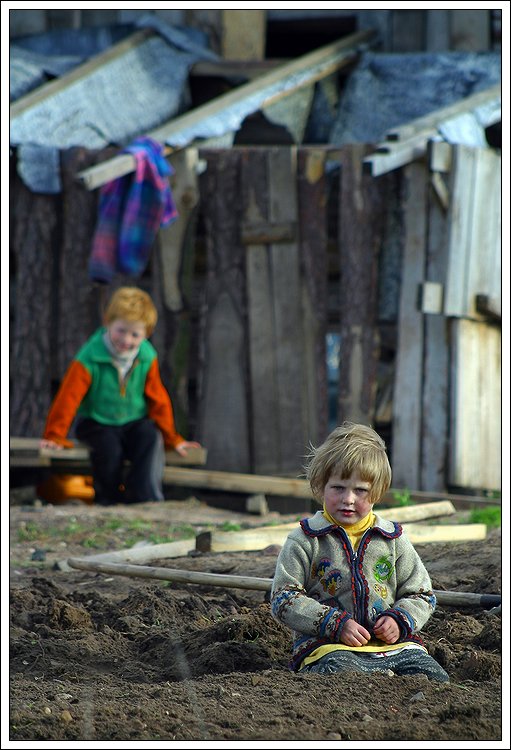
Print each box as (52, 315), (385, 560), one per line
(363, 86), (501, 176)
(10, 28), (153, 119)
(221, 9), (266, 61)
(383, 84), (501, 142)
(164, 466), (314, 498)
(190, 59), (287, 80)
(10, 436), (207, 468)
(66, 558), (501, 609)
(57, 538), (196, 571)
(77, 29), (376, 190)
(198, 519), (485, 553)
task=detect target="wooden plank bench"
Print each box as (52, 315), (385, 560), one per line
(9, 436), (208, 471)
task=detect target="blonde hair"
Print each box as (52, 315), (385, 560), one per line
(103, 287), (158, 336)
(305, 421), (392, 504)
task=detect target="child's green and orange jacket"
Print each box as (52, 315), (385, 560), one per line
(43, 327), (185, 450)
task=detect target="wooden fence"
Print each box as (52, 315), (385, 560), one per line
(9, 142), (501, 492)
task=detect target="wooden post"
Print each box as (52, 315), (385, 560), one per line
(221, 10), (267, 60)
(391, 161), (428, 490)
(9, 178), (57, 437)
(197, 150), (251, 473)
(337, 144), (385, 425)
(420, 146), (451, 491)
(297, 149), (329, 444)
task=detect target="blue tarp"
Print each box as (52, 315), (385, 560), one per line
(329, 50), (501, 145)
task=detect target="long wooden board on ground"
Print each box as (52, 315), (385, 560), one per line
(66, 558), (501, 610)
(56, 501), (457, 569)
(55, 538), (197, 572)
(9, 437), (208, 468)
(198, 521), (486, 553)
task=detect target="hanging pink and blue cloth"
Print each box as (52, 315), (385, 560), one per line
(89, 136), (178, 283)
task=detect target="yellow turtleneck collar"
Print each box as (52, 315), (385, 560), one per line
(323, 504), (376, 550)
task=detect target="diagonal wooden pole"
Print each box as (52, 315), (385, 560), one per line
(66, 557), (501, 609)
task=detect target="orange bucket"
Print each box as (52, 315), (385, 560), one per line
(36, 474), (95, 505)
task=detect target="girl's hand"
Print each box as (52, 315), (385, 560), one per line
(373, 615), (400, 644)
(174, 440), (202, 457)
(340, 619), (371, 647)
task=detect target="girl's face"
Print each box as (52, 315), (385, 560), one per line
(323, 470), (374, 525)
(107, 319), (146, 354)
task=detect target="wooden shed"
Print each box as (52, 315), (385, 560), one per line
(9, 9), (502, 496)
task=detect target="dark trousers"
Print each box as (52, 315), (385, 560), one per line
(75, 417), (164, 505)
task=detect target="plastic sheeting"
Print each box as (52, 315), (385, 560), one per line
(10, 17), (217, 193)
(329, 51), (501, 145)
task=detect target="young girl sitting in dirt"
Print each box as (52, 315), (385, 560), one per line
(40, 286), (201, 505)
(270, 421), (449, 681)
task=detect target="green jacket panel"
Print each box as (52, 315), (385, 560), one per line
(75, 328), (156, 425)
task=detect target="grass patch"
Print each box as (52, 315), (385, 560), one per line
(468, 505), (501, 528)
(14, 517), (198, 553)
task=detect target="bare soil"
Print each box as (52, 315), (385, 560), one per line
(8, 494), (503, 743)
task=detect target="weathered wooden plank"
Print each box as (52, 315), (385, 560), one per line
(242, 149), (280, 474)
(362, 133), (432, 176)
(57, 148), (108, 380)
(465, 147), (501, 319)
(60, 539), (196, 570)
(9, 178), (57, 438)
(297, 149), (329, 445)
(9, 437), (208, 468)
(221, 9), (266, 60)
(428, 141), (453, 173)
(444, 145), (501, 319)
(163, 466), (314, 498)
(199, 520), (486, 552)
(425, 9), (451, 51)
(159, 149), (200, 312)
(268, 147), (308, 473)
(337, 144), (384, 425)
(383, 85), (501, 142)
(443, 146), (475, 316)
(391, 161), (428, 490)
(449, 9), (491, 51)
(449, 319), (501, 491)
(198, 151), (250, 472)
(391, 9), (425, 52)
(420, 154), (452, 491)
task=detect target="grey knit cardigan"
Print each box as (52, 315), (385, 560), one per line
(270, 511), (436, 671)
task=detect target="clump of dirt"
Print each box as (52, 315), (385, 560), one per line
(8, 500), (503, 743)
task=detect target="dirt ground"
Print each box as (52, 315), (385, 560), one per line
(7, 492), (504, 744)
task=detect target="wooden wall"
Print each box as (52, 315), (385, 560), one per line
(9, 141), (501, 493)
(197, 147), (329, 476)
(391, 142), (501, 493)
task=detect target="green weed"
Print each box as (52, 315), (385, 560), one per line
(393, 488), (411, 506)
(218, 521), (242, 532)
(469, 505), (501, 528)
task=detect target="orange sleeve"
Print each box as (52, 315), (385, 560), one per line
(43, 360), (92, 447)
(144, 358), (185, 449)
